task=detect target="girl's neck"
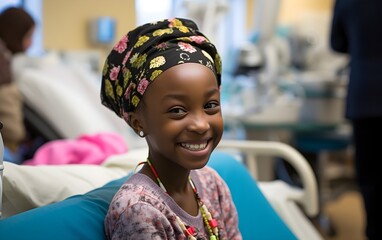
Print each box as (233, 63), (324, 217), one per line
(139, 159), (199, 216)
(139, 158), (220, 238)
(139, 158), (191, 194)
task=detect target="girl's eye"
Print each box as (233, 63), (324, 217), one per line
(205, 101), (220, 109)
(168, 107), (186, 114)
(205, 101), (221, 114)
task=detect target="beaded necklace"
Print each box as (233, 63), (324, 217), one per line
(145, 159), (219, 240)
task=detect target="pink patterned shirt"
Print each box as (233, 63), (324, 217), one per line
(105, 166), (242, 240)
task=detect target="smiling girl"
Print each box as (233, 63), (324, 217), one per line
(101, 18), (242, 240)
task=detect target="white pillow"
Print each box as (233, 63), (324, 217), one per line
(2, 147), (148, 218)
(13, 54), (146, 149)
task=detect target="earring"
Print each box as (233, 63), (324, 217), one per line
(138, 130), (145, 137)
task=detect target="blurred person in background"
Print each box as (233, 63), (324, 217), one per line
(0, 6), (35, 163)
(330, 0), (382, 239)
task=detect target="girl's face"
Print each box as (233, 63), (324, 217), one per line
(138, 63), (223, 170)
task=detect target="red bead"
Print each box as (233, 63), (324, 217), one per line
(187, 226), (195, 235)
(209, 219), (218, 228)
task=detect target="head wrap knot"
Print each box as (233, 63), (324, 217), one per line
(100, 18), (222, 122)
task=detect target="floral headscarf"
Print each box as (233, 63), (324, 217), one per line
(100, 18), (222, 122)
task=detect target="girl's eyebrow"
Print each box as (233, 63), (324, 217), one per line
(161, 88), (219, 102)
(161, 93), (188, 102)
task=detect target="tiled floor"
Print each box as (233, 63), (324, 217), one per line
(324, 190), (366, 240)
(311, 163), (366, 240)
(301, 150), (367, 240)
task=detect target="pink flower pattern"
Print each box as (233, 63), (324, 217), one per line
(190, 36), (206, 44)
(122, 50), (132, 65)
(109, 66), (120, 81)
(113, 35), (128, 53)
(137, 78), (150, 95)
(101, 18), (221, 124)
(168, 18), (176, 27)
(178, 42), (197, 53)
(125, 83), (135, 99)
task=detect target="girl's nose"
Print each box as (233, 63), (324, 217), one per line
(187, 112), (210, 134)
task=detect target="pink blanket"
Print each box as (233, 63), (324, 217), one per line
(23, 132), (128, 165)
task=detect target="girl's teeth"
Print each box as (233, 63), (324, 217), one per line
(181, 143), (207, 151)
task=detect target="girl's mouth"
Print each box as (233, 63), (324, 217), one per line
(180, 142), (208, 151)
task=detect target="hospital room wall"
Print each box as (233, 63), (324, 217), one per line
(42, 0), (333, 52)
(43, 0), (136, 51)
(247, 0), (334, 30)
(279, 0), (333, 23)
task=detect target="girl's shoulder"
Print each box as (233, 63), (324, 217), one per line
(111, 173), (165, 208)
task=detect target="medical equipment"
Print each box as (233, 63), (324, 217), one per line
(177, 0), (229, 47)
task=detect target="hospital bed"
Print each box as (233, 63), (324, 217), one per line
(0, 135), (322, 239)
(0, 52), (324, 239)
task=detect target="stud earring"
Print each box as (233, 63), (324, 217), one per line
(138, 130), (145, 137)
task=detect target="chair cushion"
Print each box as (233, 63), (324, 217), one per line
(0, 152), (296, 240)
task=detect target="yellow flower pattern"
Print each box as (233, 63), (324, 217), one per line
(177, 26), (189, 33)
(171, 18), (183, 27)
(134, 35), (149, 48)
(101, 18), (221, 119)
(131, 95), (140, 107)
(130, 53), (147, 68)
(104, 79), (115, 100)
(150, 70), (163, 80)
(123, 69), (132, 88)
(153, 28), (173, 36)
(150, 56), (166, 69)
(215, 54), (222, 74)
(116, 85), (123, 97)
(102, 61), (109, 76)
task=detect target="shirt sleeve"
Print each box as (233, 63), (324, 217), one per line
(108, 202), (175, 240)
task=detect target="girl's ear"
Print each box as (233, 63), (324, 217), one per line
(128, 111), (144, 136)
